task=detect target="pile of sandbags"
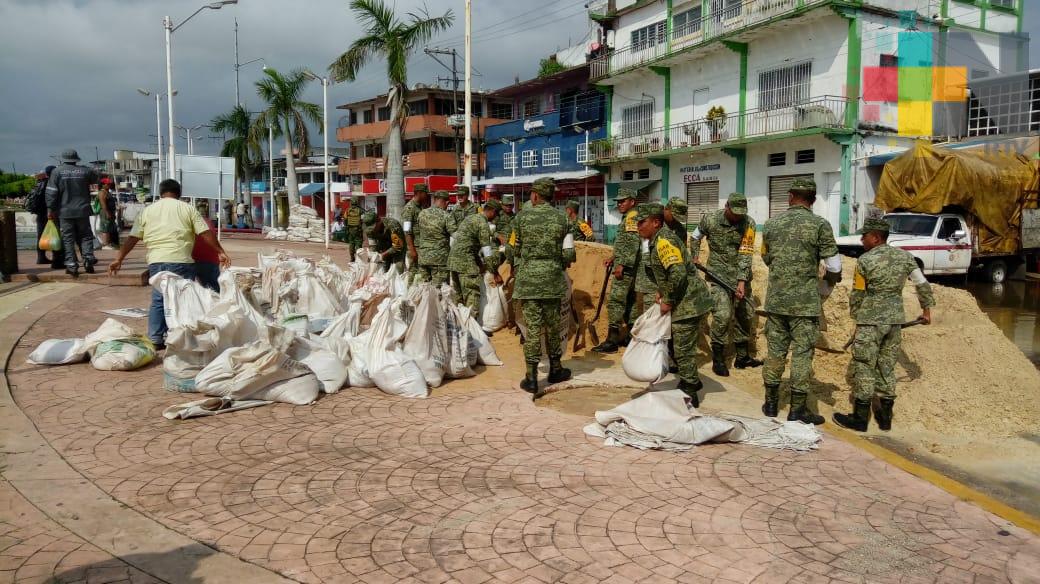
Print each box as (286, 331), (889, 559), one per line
(285, 204), (326, 243)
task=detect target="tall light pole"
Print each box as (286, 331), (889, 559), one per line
(463, 0), (473, 192)
(303, 70), (331, 249)
(176, 124), (205, 155)
(165, 1), (238, 179)
(268, 123), (275, 228)
(233, 20), (267, 107)
(136, 89), (176, 178)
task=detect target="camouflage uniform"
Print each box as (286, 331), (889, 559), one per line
(640, 204), (713, 396)
(565, 200), (595, 242)
(449, 200), (501, 315)
(401, 186), (426, 284)
(416, 191), (454, 288)
(450, 186), (478, 231)
(664, 197), (690, 249)
(344, 197), (364, 250)
(593, 189), (641, 352)
(363, 212), (407, 273)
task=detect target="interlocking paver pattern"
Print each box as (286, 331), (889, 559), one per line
(4, 284), (1040, 583)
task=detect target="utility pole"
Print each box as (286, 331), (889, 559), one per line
(234, 18), (240, 106)
(426, 47), (462, 183)
(463, 0), (473, 192)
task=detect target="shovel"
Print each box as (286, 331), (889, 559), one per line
(586, 260), (614, 347)
(841, 317), (929, 351)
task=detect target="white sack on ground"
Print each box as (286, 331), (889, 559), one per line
(289, 336), (349, 394)
(402, 284), (448, 387)
(91, 337), (156, 371)
(367, 299), (428, 398)
(83, 318), (138, 352)
(194, 340), (319, 405)
(321, 298), (363, 340)
(479, 273), (507, 332)
(26, 339), (87, 365)
(622, 305), (671, 384)
(464, 314), (503, 366)
(345, 330), (375, 388)
(442, 299), (476, 378)
(149, 272), (218, 330)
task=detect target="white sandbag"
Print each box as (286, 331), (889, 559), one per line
(149, 271), (218, 330)
(443, 302), (476, 378)
(321, 298), (363, 340)
(255, 374), (320, 405)
(26, 339), (87, 365)
(622, 304), (672, 384)
(194, 340), (315, 404)
(281, 314), (310, 336)
(289, 336), (349, 394)
(345, 330), (375, 387)
(83, 318), (138, 352)
(90, 336), (156, 371)
(367, 299), (428, 398)
(464, 314), (503, 366)
(402, 284), (447, 387)
(479, 273), (507, 332)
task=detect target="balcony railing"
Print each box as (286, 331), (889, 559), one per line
(590, 0), (830, 80)
(589, 95), (848, 162)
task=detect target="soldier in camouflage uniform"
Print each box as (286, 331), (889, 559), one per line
(362, 212), (407, 273)
(690, 192), (763, 377)
(564, 200), (595, 242)
(592, 188), (641, 353)
(416, 191), (454, 288)
(663, 198), (690, 250)
(344, 196), (365, 251)
(760, 178), (843, 424)
(512, 178), (576, 393)
(833, 218), (934, 432)
(636, 203), (713, 405)
(450, 185), (478, 231)
(449, 199), (503, 315)
(401, 184), (429, 285)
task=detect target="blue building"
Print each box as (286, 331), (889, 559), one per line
(476, 63), (607, 238)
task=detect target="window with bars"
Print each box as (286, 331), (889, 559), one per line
(521, 149), (538, 168)
(542, 147), (561, 166)
(768, 152), (786, 167)
(377, 106), (391, 122)
(967, 75), (1039, 137)
(576, 142), (589, 164)
(621, 102), (654, 138)
(759, 61), (812, 110)
(522, 100), (539, 118)
(630, 20), (666, 51)
(503, 152), (517, 170)
(796, 149), (816, 164)
(673, 6), (702, 37)
(489, 102), (513, 119)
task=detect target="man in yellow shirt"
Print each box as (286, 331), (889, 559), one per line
(109, 179), (229, 348)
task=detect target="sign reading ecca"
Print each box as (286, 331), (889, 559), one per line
(680, 163), (720, 184)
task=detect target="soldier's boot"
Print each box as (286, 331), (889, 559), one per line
(787, 392), (825, 425)
(710, 343), (730, 377)
(678, 378), (703, 408)
(762, 383), (780, 418)
(592, 326), (621, 354)
(873, 398), (895, 431)
(833, 399), (872, 432)
(547, 358), (571, 384)
(520, 364), (539, 394)
(733, 343), (764, 369)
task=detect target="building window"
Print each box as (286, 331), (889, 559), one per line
(576, 142), (589, 164)
(968, 75), (1039, 137)
(521, 149), (538, 168)
(434, 98), (455, 115)
(542, 147), (561, 166)
(522, 99), (539, 118)
(503, 152), (517, 170)
(377, 106), (391, 121)
(768, 152), (787, 167)
(879, 54), (898, 67)
(404, 138), (429, 154)
(362, 109), (374, 124)
(672, 6), (702, 37)
(759, 61), (812, 110)
(435, 136), (456, 152)
(795, 149), (815, 164)
(490, 102), (512, 119)
(621, 168), (651, 181)
(407, 100), (428, 115)
(990, 0), (1014, 8)
(621, 102), (654, 137)
(631, 20), (666, 51)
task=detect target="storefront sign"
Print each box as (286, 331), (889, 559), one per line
(680, 163), (720, 184)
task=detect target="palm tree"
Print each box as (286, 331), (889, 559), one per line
(250, 67), (322, 207)
(329, 0), (454, 218)
(210, 104), (260, 212)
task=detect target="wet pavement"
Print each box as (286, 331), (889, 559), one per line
(964, 279), (1040, 370)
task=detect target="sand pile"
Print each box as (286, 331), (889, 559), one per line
(569, 242), (615, 347)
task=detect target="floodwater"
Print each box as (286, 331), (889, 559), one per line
(963, 279), (1040, 370)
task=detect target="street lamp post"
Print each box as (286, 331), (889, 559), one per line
(268, 123), (275, 228)
(176, 124), (205, 155)
(303, 70), (331, 249)
(164, 0), (238, 179)
(233, 19), (266, 106)
(136, 89), (175, 178)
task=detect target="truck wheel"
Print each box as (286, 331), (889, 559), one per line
(985, 259), (1007, 284)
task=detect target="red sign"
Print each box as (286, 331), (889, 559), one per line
(361, 175), (459, 197)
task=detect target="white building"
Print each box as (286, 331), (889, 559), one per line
(586, 0), (1029, 239)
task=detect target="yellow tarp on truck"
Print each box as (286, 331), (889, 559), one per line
(876, 139), (1039, 255)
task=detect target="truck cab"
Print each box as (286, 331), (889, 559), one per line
(837, 212), (974, 278)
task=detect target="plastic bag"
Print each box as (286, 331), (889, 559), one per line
(91, 336), (156, 371)
(622, 304), (672, 384)
(39, 219), (61, 252)
(479, 273), (507, 332)
(26, 339), (86, 365)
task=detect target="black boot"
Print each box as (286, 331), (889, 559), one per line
(592, 326), (621, 354)
(833, 399), (872, 432)
(520, 364), (539, 393)
(873, 397), (894, 431)
(733, 343), (764, 369)
(787, 392), (825, 425)
(547, 358), (571, 384)
(84, 260), (96, 274)
(762, 383), (780, 417)
(710, 343), (730, 377)
(678, 378), (703, 408)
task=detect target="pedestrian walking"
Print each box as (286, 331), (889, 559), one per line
(449, 198), (503, 315)
(592, 188), (640, 353)
(636, 203), (713, 405)
(512, 178), (575, 393)
(45, 149), (98, 277)
(362, 212), (407, 273)
(108, 179), (229, 349)
(416, 190), (454, 288)
(27, 166), (63, 268)
(236, 200), (248, 228)
(564, 200), (595, 242)
(833, 217), (934, 432)
(690, 192), (762, 377)
(401, 184), (429, 284)
(450, 185), (478, 230)
(760, 179), (842, 424)
(98, 178), (120, 249)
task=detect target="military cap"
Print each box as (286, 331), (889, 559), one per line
(361, 211), (378, 227)
(531, 177), (555, 196)
(726, 192), (748, 215)
(413, 183), (429, 194)
(483, 198), (503, 212)
(616, 188), (638, 202)
(565, 200), (580, 212)
(858, 217), (890, 234)
(789, 178), (816, 194)
(433, 190), (451, 200)
(665, 198), (687, 215)
(455, 185), (470, 197)
(634, 202), (664, 222)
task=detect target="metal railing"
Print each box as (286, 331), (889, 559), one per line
(589, 95), (848, 161)
(590, 0), (830, 80)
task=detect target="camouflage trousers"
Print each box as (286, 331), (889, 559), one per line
(451, 271), (482, 316)
(709, 283), (754, 354)
(762, 314), (819, 394)
(848, 324), (902, 401)
(417, 265), (450, 289)
(520, 298), (562, 365)
(606, 273), (637, 327)
(406, 256), (421, 286)
(345, 229), (363, 250)
(672, 316), (705, 386)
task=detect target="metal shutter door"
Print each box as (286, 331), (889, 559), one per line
(685, 181), (719, 224)
(768, 174), (812, 217)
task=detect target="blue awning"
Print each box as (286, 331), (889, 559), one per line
(299, 183), (324, 195)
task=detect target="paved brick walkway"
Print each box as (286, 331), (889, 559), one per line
(4, 283), (1040, 583)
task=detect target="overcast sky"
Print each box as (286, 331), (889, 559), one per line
(0, 0), (1035, 175)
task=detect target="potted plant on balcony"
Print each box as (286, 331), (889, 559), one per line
(681, 122), (702, 147)
(706, 106), (727, 142)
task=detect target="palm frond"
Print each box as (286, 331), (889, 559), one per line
(329, 34), (383, 82)
(402, 10), (455, 50)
